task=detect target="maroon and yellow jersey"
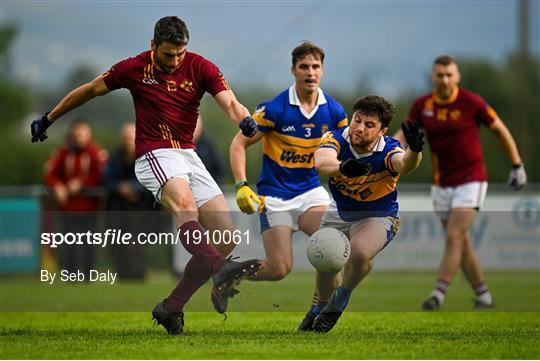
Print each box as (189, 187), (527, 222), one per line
(407, 87), (498, 187)
(103, 51), (230, 158)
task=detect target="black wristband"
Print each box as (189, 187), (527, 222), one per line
(235, 180), (248, 190)
(512, 163), (523, 169)
(42, 112), (53, 129)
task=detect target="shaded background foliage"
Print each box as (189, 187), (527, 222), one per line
(1, 24), (538, 185)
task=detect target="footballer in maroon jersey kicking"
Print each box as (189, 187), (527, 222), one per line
(395, 55), (527, 310)
(30, 16), (261, 335)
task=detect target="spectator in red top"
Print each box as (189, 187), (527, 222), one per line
(44, 120), (107, 278)
(45, 120), (107, 211)
(396, 55), (527, 310)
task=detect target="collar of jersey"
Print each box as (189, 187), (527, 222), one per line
(150, 50), (185, 74)
(432, 86), (459, 105)
(288, 85), (327, 119)
(343, 127), (386, 158)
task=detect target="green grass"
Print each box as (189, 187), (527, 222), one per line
(1, 271), (539, 359)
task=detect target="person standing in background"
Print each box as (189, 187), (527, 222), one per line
(395, 55), (527, 310)
(104, 123), (155, 280)
(44, 120), (107, 279)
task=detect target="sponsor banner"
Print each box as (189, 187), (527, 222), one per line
(212, 192), (540, 271)
(0, 198), (40, 274)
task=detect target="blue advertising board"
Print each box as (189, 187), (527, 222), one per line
(0, 198), (40, 274)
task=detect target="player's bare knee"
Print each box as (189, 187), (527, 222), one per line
(349, 249), (371, 268)
(163, 191), (197, 212)
(446, 230), (466, 249)
(268, 262), (292, 280)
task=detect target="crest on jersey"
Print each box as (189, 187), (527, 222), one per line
(450, 109), (461, 121)
(180, 79), (195, 93)
(321, 124), (329, 134)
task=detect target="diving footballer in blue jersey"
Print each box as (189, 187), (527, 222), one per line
(230, 42), (347, 288)
(298, 95), (425, 333)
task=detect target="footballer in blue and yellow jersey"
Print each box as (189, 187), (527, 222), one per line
(318, 128), (404, 221)
(253, 85), (348, 200)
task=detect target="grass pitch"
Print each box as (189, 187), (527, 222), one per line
(1, 271), (539, 359)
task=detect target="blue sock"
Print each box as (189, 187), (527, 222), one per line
(310, 300), (328, 315)
(333, 286), (352, 311)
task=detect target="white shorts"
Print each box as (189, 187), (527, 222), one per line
(320, 200), (400, 247)
(431, 181), (488, 220)
(259, 186), (330, 233)
(134, 148), (222, 207)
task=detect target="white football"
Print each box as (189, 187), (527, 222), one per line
(306, 228), (350, 273)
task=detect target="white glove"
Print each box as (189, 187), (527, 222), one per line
(508, 164), (527, 190)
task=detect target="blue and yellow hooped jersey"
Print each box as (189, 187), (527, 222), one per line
(253, 86), (348, 200)
(319, 128), (405, 221)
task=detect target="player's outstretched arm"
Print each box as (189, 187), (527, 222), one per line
(314, 148), (341, 177)
(391, 148), (422, 175)
(392, 128), (406, 147)
(49, 75), (111, 122)
(229, 131), (263, 214)
(488, 117), (527, 190)
(214, 90), (258, 137)
(391, 121), (424, 175)
(30, 75), (111, 143)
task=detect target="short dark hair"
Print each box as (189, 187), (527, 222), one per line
(433, 54), (457, 67)
(351, 95), (395, 128)
(292, 41), (325, 66)
(154, 16), (189, 47)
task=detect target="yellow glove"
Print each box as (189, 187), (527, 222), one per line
(235, 182), (260, 214)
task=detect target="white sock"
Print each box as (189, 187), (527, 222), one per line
(477, 291), (493, 305)
(430, 289), (446, 304)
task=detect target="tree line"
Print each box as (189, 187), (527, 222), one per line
(1, 25), (538, 185)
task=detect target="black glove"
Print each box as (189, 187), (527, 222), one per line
(31, 113), (52, 143)
(239, 116), (258, 138)
(401, 121), (424, 152)
(339, 158), (372, 178)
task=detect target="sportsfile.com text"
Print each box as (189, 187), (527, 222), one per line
(40, 229), (250, 248)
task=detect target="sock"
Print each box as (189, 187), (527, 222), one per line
(177, 221), (227, 274)
(430, 279), (450, 304)
(333, 285), (352, 311)
(163, 221), (228, 312)
(473, 282), (493, 305)
(164, 256), (211, 312)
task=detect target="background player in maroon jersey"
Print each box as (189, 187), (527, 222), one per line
(395, 55), (527, 310)
(30, 16), (261, 335)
